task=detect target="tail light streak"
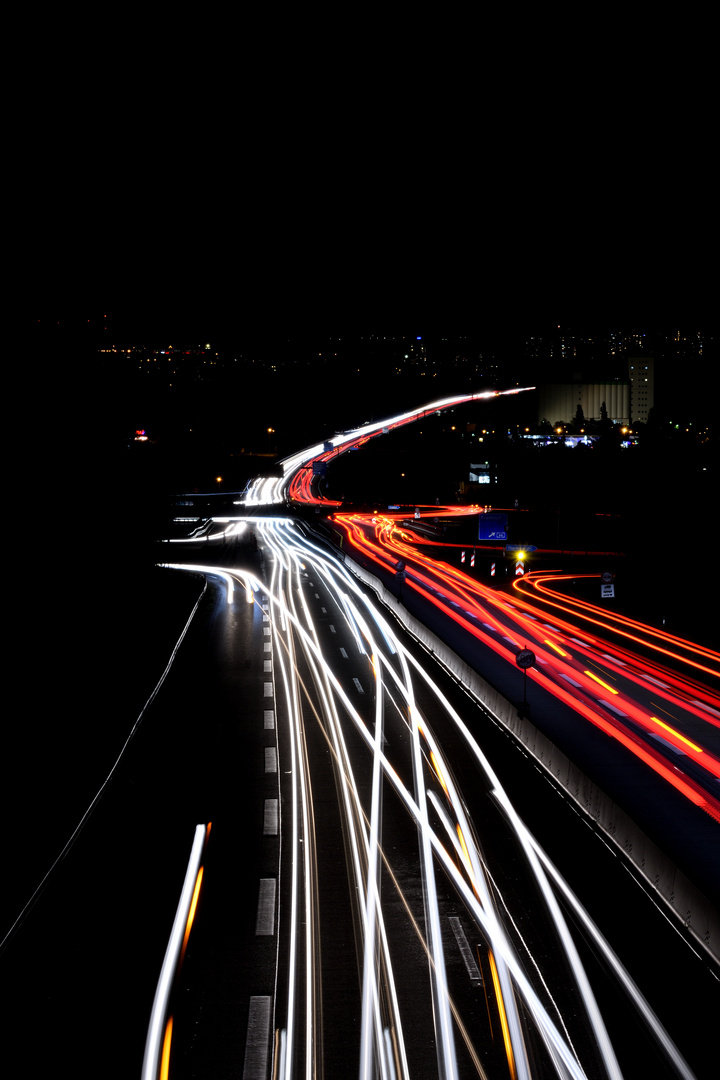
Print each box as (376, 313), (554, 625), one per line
(332, 516), (720, 816)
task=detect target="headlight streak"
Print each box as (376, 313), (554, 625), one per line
(264, 552), (304, 1080)
(398, 646), (629, 1080)
(418, 725), (530, 1080)
(427, 789), (586, 1077)
(359, 645), (390, 1080)
(294, 535), (461, 1078)
(260, 523), (473, 1078)
(250, 524), (647, 1078)
(292, 546), (413, 1080)
(494, 795), (701, 1080)
(164, 522), (694, 1080)
(251, 535), (600, 1079)
(142, 824), (209, 1080)
(259, 523), (411, 1080)
(161, 562), (236, 605)
(241, 388), (535, 507)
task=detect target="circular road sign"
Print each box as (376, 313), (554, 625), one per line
(516, 648), (536, 670)
(601, 571), (614, 584)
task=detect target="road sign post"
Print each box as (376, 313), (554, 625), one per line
(515, 647), (536, 717)
(600, 570), (615, 599)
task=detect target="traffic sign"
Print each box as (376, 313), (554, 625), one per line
(516, 648), (536, 670)
(479, 513), (507, 541)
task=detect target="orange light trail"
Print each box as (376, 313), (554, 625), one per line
(488, 948), (517, 1080)
(160, 1016), (173, 1080)
(180, 865), (204, 966)
(430, 750), (450, 798)
(515, 573), (720, 679)
(331, 510), (720, 821)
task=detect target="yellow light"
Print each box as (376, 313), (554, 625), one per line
(584, 670), (619, 694)
(488, 950), (517, 1080)
(651, 717), (702, 752)
(544, 639), (568, 657)
(429, 750), (449, 797)
(180, 866), (204, 964)
(160, 1016), (173, 1080)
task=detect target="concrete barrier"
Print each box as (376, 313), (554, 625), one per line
(345, 555), (720, 966)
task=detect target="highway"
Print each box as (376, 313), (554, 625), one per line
(151, 507), (717, 1079)
(144, 389), (718, 1079)
(3, 389), (717, 1079)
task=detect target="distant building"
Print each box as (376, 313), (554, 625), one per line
(537, 382), (630, 426)
(628, 356), (654, 424)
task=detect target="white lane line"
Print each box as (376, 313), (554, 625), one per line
(264, 747), (277, 773)
(255, 879), (276, 935)
(264, 682), (273, 697)
(353, 677), (364, 694)
(449, 917), (482, 984)
(242, 995), (272, 1079)
(264, 710), (275, 729)
(599, 699), (629, 718)
(559, 673), (583, 688)
(650, 734), (686, 755)
(329, 624), (336, 633)
(263, 799), (279, 835)
(321, 606), (327, 613)
(264, 660), (272, 672)
(694, 700), (720, 717)
(339, 647), (348, 659)
(642, 675), (670, 689)
(264, 642), (272, 652)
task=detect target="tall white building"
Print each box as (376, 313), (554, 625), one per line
(628, 356), (654, 424)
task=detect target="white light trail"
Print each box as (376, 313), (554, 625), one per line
(162, 514), (697, 1080)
